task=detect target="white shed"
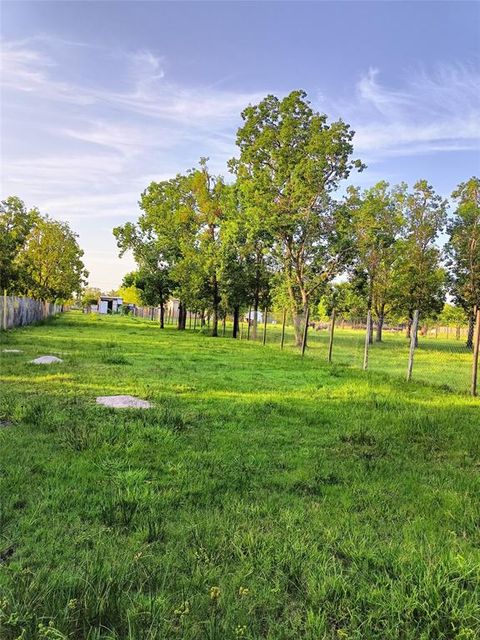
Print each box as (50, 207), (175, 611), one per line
(97, 296), (123, 314)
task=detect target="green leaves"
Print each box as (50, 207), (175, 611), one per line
(230, 90), (364, 337)
(13, 215), (87, 302)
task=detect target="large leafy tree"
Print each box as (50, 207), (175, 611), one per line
(16, 216), (88, 301)
(188, 159), (227, 337)
(229, 90), (364, 345)
(347, 181), (405, 341)
(0, 196), (39, 292)
(446, 177), (480, 348)
(113, 221), (174, 328)
(118, 173), (198, 330)
(392, 180), (447, 341)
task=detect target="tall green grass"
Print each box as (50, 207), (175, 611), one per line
(0, 312), (479, 639)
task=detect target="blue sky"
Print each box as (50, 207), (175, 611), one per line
(1, 1), (479, 290)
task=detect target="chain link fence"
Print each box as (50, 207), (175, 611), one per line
(125, 304), (477, 395)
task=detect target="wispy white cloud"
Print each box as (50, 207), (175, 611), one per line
(331, 64), (480, 161)
(2, 34), (479, 288)
(1, 37), (264, 125)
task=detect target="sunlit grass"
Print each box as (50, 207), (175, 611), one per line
(0, 312), (479, 639)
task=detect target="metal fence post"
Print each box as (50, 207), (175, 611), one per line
(406, 310), (420, 382)
(471, 309), (480, 396)
(301, 305), (310, 357)
(280, 308), (286, 350)
(327, 309), (336, 363)
(363, 310), (371, 371)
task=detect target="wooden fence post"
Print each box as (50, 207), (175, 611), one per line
(327, 309), (336, 363)
(363, 310), (371, 371)
(262, 307), (268, 345)
(280, 308), (286, 350)
(471, 309), (480, 396)
(406, 309), (420, 382)
(301, 305), (310, 357)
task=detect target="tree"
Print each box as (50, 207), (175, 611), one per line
(123, 173), (200, 331)
(113, 283), (143, 306)
(16, 216), (88, 301)
(446, 177), (480, 348)
(392, 180), (447, 342)
(347, 182), (405, 341)
(216, 184), (254, 338)
(114, 221), (174, 328)
(188, 159), (227, 337)
(321, 280), (368, 322)
(0, 196), (39, 292)
(230, 90), (364, 345)
(81, 286), (102, 307)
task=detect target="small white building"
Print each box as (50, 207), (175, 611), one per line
(97, 296), (123, 314)
(245, 309), (264, 324)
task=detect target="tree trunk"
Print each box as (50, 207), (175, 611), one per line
(177, 302), (187, 330)
(200, 310), (205, 327)
(467, 311), (475, 349)
(252, 293), (259, 339)
(159, 304), (164, 329)
(211, 275), (219, 337)
(182, 305), (187, 329)
(367, 297), (373, 344)
(232, 306), (240, 339)
(376, 313), (384, 342)
(291, 290), (308, 348)
(177, 301), (183, 330)
(292, 310), (303, 347)
(406, 317), (412, 339)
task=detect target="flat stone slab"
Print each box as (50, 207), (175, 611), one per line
(31, 355), (63, 364)
(3, 349), (23, 353)
(96, 395), (152, 409)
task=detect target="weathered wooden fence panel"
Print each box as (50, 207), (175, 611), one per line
(0, 295), (63, 330)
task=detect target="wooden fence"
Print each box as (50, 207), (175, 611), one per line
(0, 295), (64, 330)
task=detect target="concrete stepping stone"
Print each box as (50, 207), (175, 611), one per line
(31, 355), (63, 364)
(96, 395), (152, 409)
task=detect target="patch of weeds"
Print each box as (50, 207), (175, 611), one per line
(101, 468), (151, 528)
(340, 430), (385, 470)
(21, 397), (53, 429)
(340, 430), (376, 447)
(101, 353), (130, 365)
(293, 468), (342, 496)
(144, 505), (166, 544)
(328, 364), (343, 378)
(0, 545), (14, 564)
(59, 420), (96, 451)
(99, 341), (130, 365)
(158, 406), (189, 432)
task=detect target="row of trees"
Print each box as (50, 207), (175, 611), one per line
(114, 91), (479, 347)
(0, 196), (87, 301)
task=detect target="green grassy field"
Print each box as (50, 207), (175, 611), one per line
(232, 317), (473, 395)
(0, 312), (479, 639)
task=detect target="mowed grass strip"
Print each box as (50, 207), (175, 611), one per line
(0, 312), (479, 640)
